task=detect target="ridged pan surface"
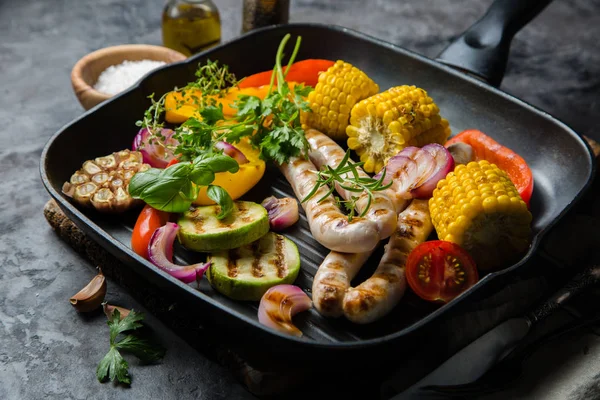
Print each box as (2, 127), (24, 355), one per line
(41, 24), (595, 353)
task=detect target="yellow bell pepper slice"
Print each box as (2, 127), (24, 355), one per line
(194, 139), (265, 205)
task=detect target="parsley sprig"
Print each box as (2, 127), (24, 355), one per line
(233, 34), (313, 164)
(301, 150), (392, 221)
(96, 309), (165, 385)
(170, 34), (313, 164)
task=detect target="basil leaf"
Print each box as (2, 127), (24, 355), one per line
(193, 153), (239, 174)
(207, 185), (234, 220)
(129, 164), (198, 213)
(189, 166), (215, 186)
(127, 168), (162, 196)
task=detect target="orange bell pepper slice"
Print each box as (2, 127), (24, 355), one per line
(238, 59), (335, 88)
(165, 86), (273, 124)
(445, 129), (534, 207)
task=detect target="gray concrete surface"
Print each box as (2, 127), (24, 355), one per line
(1, 0), (599, 399)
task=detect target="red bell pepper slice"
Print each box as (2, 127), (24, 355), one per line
(238, 59), (335, 88)
(445, 129), (534, 207)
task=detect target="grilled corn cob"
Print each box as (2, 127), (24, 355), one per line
(300, 60), (379, 140)
(346, 85), (451, 173)
(429, 160), (532, 270)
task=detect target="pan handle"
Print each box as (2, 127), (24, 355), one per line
(435, 0), (553, 87)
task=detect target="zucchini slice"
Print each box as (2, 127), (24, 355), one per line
(177, 201), (269, 252)
(206, 232), (301, 301)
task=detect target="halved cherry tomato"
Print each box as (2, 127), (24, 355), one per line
(406, 240), (479, 303)
(237, 59), (335, 88)
(131, 205), (170, 260)
(445, 129), (534, 208)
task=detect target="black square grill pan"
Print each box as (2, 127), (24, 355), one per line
(40, 0), (595, 363)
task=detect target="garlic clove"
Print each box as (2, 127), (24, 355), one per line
(69, 269), (107, 312)
(102, 303), (131, 320)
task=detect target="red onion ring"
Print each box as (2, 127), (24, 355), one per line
(260, 196), (299, 231)
(258, 284), (312, 337)
(410, 144), (455, 198)
(132, 128), (178, 168)
(377, 144), (454, 199)
(148, 222), (210, 284)
(215, 141), (249, 164)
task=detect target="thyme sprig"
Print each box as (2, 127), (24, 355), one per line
(301, 150), (392, 221)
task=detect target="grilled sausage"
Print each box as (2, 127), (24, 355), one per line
(342, 199), (433, 324)
(312, 250), (375, 317)
(305, 129), (400, 239)
(311, 200), (410, 318)
(278, 156), (380, 253)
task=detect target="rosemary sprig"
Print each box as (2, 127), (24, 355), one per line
(301, 150), (392, 221)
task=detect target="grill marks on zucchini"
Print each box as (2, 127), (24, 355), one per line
(206, 232), (301, 301)
(272, 234), (285, 279)
(227, 249), (239, 278)
(177, 201), (270, 252)
(251, 241), (263, 278)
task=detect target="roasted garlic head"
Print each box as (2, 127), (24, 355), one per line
(62, 149), (150, 213)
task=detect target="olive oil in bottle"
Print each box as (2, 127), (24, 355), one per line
(162, 0), (221, 56)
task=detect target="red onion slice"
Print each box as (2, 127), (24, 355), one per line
(215, 141), (249, 164)
(410, 144), (455, 198)
(378, 155), (419, 199)
(132, 128), (178, 168)
(377, 144), (454, 200)
(258, 284), (312, 337)
(260, 196), (299, 231)
(148, 222), (210, 284)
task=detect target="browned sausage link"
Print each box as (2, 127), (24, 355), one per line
(342, 199), (433, 324)
(305, 129), (400, 239)
(312, 250), (374, 317)
(278, 156), (380, 253)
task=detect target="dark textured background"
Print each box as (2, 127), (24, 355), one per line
(1, 0), (600, 399)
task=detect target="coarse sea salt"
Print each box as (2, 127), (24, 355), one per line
(94, 59), (167, 95)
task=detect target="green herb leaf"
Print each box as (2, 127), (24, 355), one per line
(188, 166), (215, 186)
(207, 185), (234, 220)
(129, 163), (198, 213)
(96, 346), (131, 384)
(97, 309), (165, 385)
(199, 104), (224, 125)
(234, 95), (262, 118)
(108, 309), (145, 342)
(115, 335), (166, 364)
(193, 153), (239, 174)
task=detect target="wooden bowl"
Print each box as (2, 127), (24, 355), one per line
(71, 44), (187, 110)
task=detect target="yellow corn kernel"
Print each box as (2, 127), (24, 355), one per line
(300, 60), (379, 140)
(346, 85), (451, 173)
(428, 161), (532, 271)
